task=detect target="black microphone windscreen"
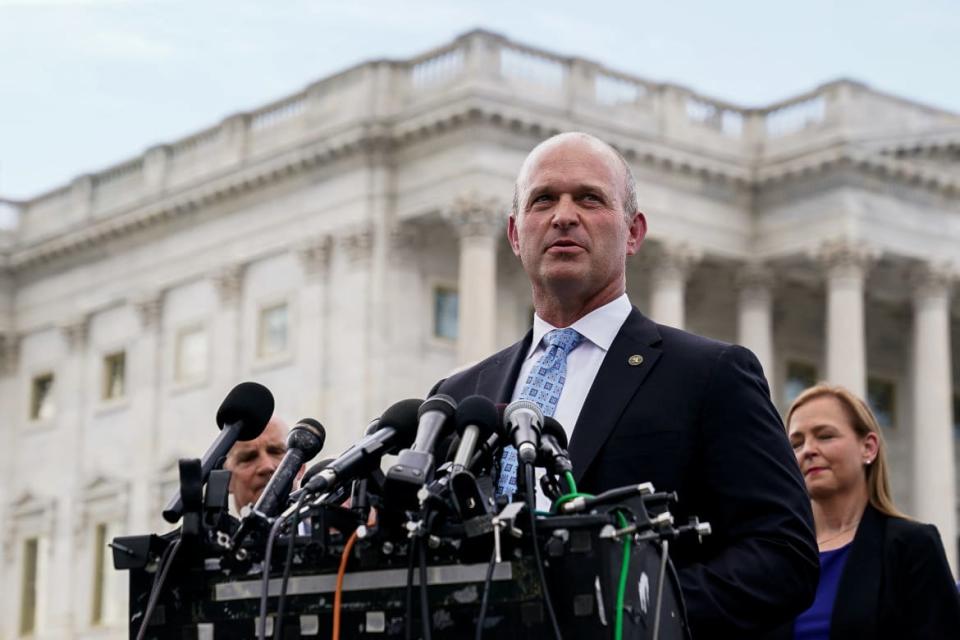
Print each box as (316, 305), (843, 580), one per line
(215, 381), (275, 440)
(455, 395), (499, 439)
(542, 416), (568, 450)
(417, 394), (457, 420)
(380, 398), (423, 449)
(289, 418), (326, 457)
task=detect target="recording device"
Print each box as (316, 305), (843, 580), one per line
(384, 395), (457, 501)
(538, 416), (573, 475)
(162, 381), (275, 523)
(304, 398), (421, 494)
(250, 418), (326, 518)
(503, 399), (544, 464)
(450, 395), (499, 473)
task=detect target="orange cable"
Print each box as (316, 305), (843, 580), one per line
(332, 530), (359, 640)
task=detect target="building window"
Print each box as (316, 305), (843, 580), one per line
(258, 303), (289, 358)
(867, 377), (896, 429)
(175, 326), (208, 384)
(783, 361), (817, 409)
(19, 537), (39, 636)
(102, 352), (126, 401)
(30, 373), (55, 421)
(433, 287), (459, 340)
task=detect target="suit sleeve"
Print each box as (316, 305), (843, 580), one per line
(894, 523), (960, 636)
(678, 345), (819, 635)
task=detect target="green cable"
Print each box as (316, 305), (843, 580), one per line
(551, 491), (592, 513)
(563, 471), (577, 494)
(549, 474), (631, 639)
(614, 511), (631, 640)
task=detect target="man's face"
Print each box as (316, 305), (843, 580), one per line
(224, 417), (287, 511)
(508, 136), (646, 304)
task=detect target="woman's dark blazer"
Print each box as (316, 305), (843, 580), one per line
(766, 504), (960, 639)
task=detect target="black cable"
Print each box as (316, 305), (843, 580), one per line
(475, 548), (497, 640)
(405, 537), (417, 640)
(652, 539), (670, 640)
(418, 537), (433, 640)
(257, 514), (287, 640)
(134, 535), (182, 640)
(275, 492), (307, 640)
(524, 463), (562, 640)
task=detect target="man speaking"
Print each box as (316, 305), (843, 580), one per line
(432, 132), (818, 636)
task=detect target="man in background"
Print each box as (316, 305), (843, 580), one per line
(224, 414), (297, 514)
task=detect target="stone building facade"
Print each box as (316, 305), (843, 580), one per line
(1, 29), (958, 638)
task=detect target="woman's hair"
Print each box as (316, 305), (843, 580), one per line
(787, 383), (906, 519)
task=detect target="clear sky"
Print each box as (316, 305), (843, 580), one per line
(1, 0), (957, 201)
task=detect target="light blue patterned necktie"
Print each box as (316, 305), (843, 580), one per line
(497, 327), (584, 498)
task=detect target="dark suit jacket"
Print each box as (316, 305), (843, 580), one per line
(766, 505), (960, 639)
(433, 307), (819, 637)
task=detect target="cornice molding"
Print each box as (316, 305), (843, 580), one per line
(4, 102), (958, 274)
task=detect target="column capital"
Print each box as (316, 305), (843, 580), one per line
(337, 225), (375, 262)
(296, 234), (333, 280)
(131, 292), (164, 330)
(909, 261), (955, 302)
(388, 223), (423, 253)
(816, 239), (877, 279)
(445, 192), (506, 239)
(645, 242), (702, 282)
(211, 263), (245, 306)
(735, 261), (776, 291)
(59, 314), (90, 352)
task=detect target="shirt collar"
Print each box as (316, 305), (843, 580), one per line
(526, 294), (632, 360)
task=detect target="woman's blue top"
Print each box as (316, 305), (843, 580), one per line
(793, 543), (853, 640)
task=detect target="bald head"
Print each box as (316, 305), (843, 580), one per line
(513, 132), (639, 221)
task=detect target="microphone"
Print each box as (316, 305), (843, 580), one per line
(385, 395), (457, 498)
(450, 396), (499, 473)
(249, 418), (326, 518)
(503, 399), (543, 464)
(538, 416), (573, 475)
(286, 457), (335, 503)
(162, 382), (274, 523)
(304, 399), (421, 493)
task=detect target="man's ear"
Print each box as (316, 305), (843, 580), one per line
(507, 214), (522, 256)
(626, 211), (647, 255)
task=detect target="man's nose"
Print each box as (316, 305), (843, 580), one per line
(551, 195), (579, 227)
(258, 456), (279, 474)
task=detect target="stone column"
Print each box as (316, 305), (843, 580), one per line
(211, 264), (244, 399)
(447, 194), (504, 366)
(296, 235), (332, 420)
(49, 315), (90, 633)
(736, 263), (776, 397)
(129, 294), (163, 533)
(819, 241), (873, 398)
(648, 243), (700, 330)
(909, 263), (956, 573)
(0, 332), (20, 622)
(327, 227), (374, 454)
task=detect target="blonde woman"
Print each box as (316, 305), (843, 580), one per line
(770, 384), (960, 639)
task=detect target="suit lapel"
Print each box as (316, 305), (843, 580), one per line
(831, 505), (883, 639)
(569, 308), (663, 484)
(475, 330), (533, 403)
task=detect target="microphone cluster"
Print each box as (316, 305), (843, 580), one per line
(125, 383), (707, 640)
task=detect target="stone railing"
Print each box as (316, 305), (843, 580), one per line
(15, 30), (958, 245)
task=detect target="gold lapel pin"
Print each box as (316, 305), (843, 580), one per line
(628, 354), (644, 366)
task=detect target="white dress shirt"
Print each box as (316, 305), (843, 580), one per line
(510, 294), (633, 509)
